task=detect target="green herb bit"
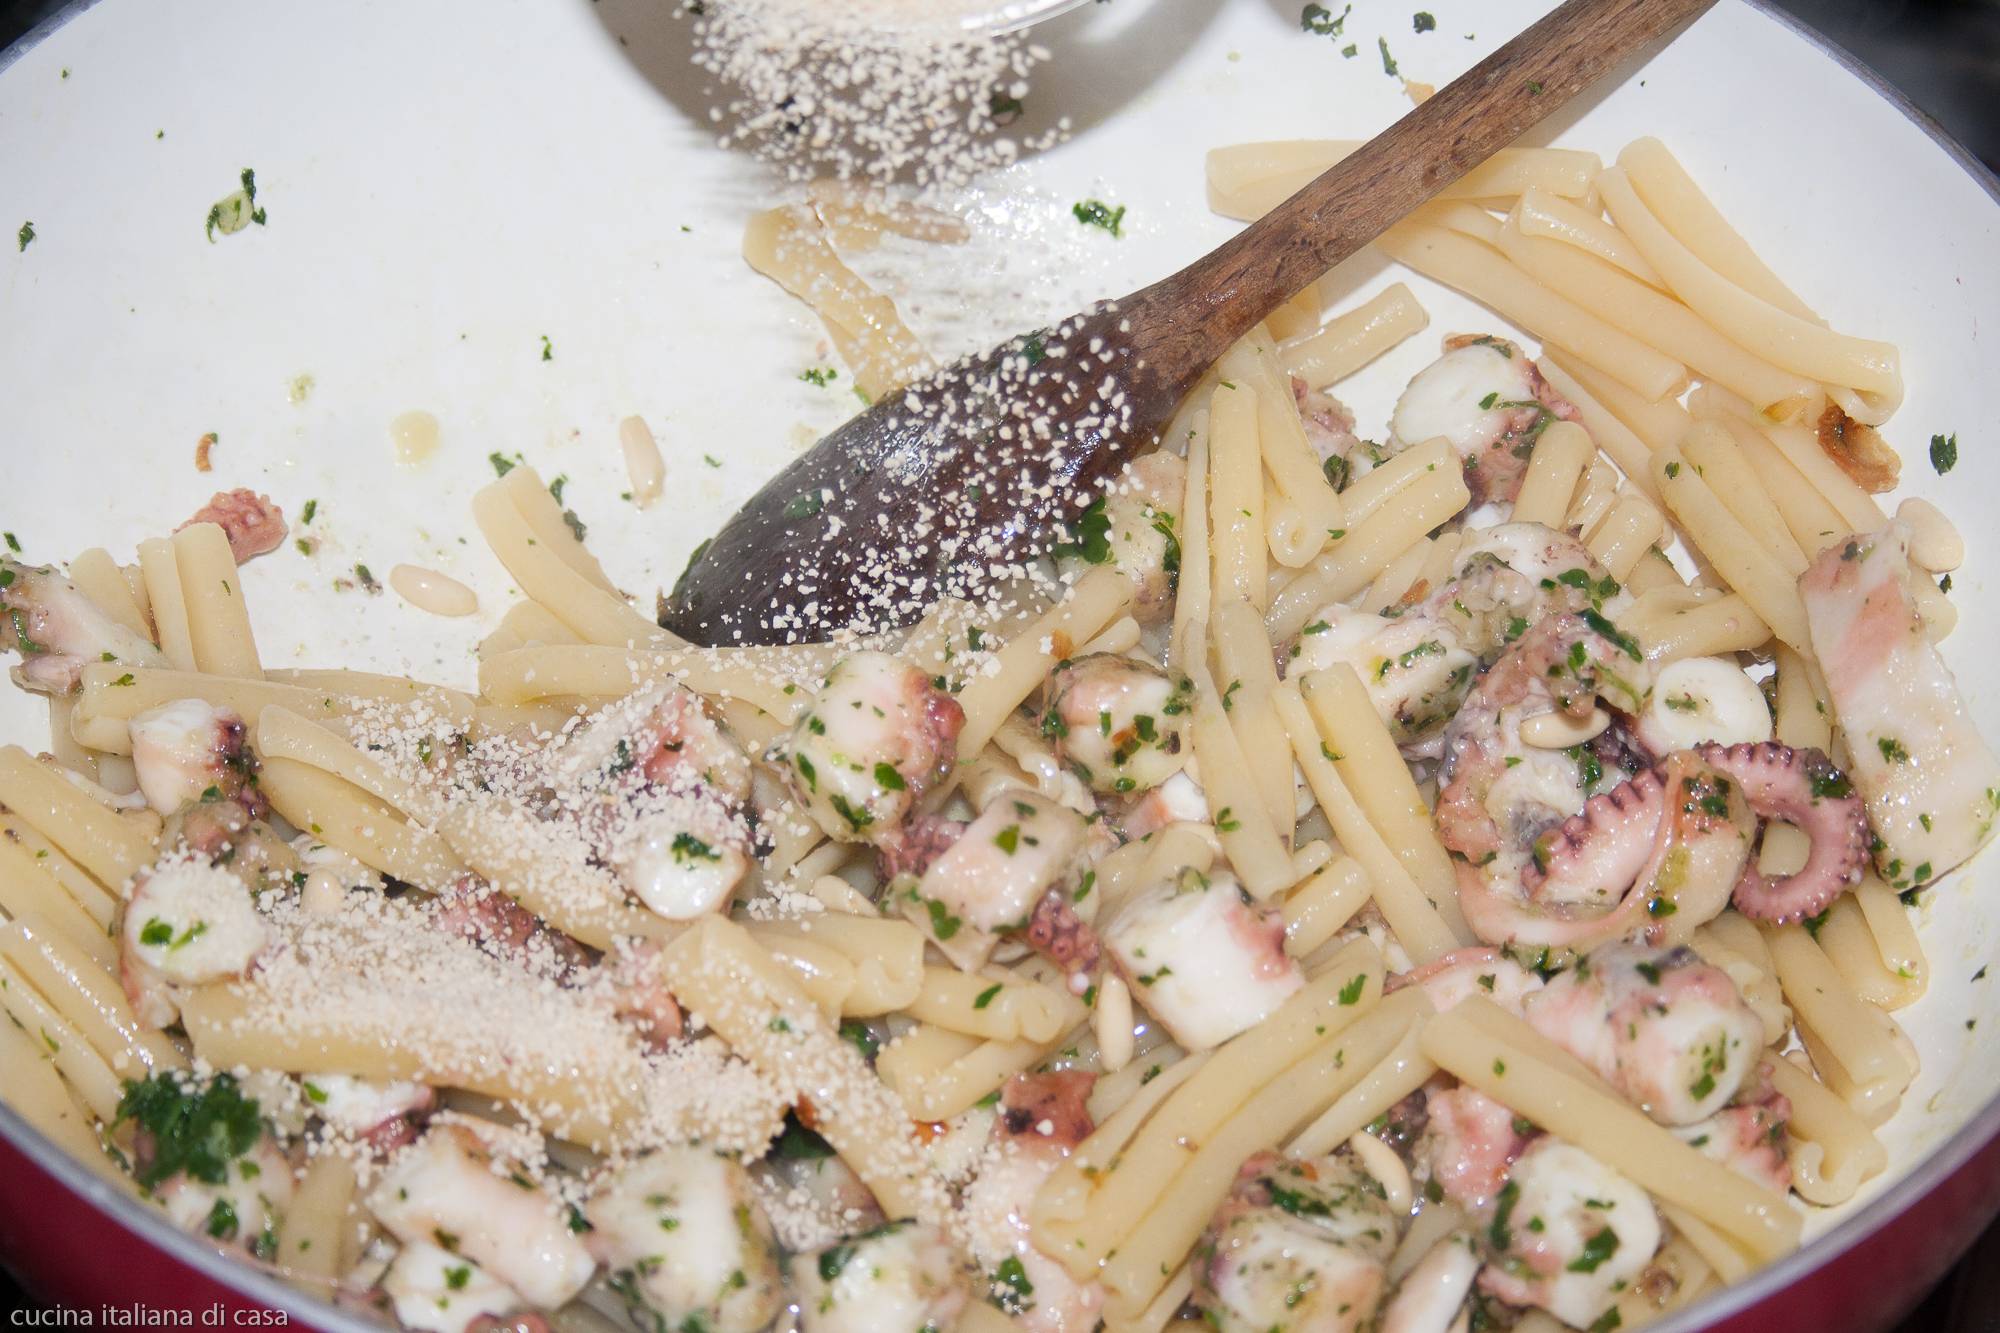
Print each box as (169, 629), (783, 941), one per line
(1071, 199), (1127, 237)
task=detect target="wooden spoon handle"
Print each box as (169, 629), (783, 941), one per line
(1142, 0), (1717, 357)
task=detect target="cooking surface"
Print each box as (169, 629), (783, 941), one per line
(1, 0), (1998, 1326)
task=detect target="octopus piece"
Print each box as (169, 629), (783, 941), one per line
(162, 794), (286, 868)
(753, 1135), (884, 1252)
(1378, 1233), (1481, 1333)
(967, 1075), (1105, 1332)
(156, 1131), (293, 1261)
(612, 792), (753, 920)
(1293, 377), (1379, 486)
(1390, 335), (1582, 504)
(1694, 740), (1870, 923)
(178, 490), (287, 563)
(998, 1070), (1097, 1152)
(906, 790), (1092, 973)
(1470, 749), (1756, 951)
(1424, 1086), (1532, 1209)
(305, 1074), (437, 1157)
(1635, 657), (1773, 755)
(369, 1126), (596, 1310)
(1053, 450), (1187, 625)
(1290, 605), (1477, 753)
(1477, 1139), (1660, 1330)
(1674, 1093), (1793, 1197)
(1100, 868), (1303, 1051)
(1193, 1151), (1399, 1333)
(874, 812), (966, 881)
(1116, 770), (1208, 841)
(120, 856), (272, 1029)
(432, 876), (589, 977)
(0, 558), (168, 694)
(793, 1219), (969, 1333)
(601, 938), (685, 1049)
(1041, 653), (1192, 795)
(1022, 883), (1100, 976)
(1391, 946), (1545, 1017)
(1425, 523), (1622, 660)
(586, 1146), (783, 1333)
(772, 651), (965, 846)
(1522, 943), (1765, 1126)
(129, 699), (258, 816)
(1801, 523), (2000, 891)
(379, 1241), (528, 1333)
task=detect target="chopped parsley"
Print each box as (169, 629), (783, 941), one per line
(115, 1072), (263, 1190)
(540, 334), (554, 362)
(669, 833), (720, 863)
(991, 1255), (1036, 1314)
(16, 222), (32, 252)
(1878, 736), (1910, 764)
(1413, 10), (1436, 31)
(488, 451), (523, 477)
(1931, 433), (1958, 475)
(874, 761), (906, 792)
(1051, 496), (1112, 564)
(800, 367), (839, 386)
(1071, 199), (1126, 238)
(973, 983), (1003, 1010)
(1338, 974), (1366, 1005)
(1299, 2), (1351, 37)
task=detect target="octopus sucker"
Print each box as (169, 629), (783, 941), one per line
(1693, 739), (1870, 923)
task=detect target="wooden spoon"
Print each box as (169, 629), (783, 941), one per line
(660, 0), (1716, 646)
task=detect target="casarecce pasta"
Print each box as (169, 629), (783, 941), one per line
(0, 133), (1988, 1333)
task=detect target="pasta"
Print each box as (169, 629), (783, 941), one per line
(0, 127), (1978, 1333)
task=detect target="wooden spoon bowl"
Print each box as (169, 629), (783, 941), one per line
(660, 0), (1716, 646)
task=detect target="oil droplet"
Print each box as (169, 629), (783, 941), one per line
(390, 410), (440, 466)
(287, 373), (315, 405)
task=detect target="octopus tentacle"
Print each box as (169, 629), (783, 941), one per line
(1024, 884), (1100, 977)
(1523, 767), (1669, 901)
(1695, 740), (1869, 923)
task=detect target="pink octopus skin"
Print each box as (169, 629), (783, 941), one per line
(179, 489), (287, 563)
(1401, 334), (1583, 505)
(603, 939), (685, 1050)
(1425, 1085), (1532, 1208)
(1023, 885), (1101, 975)
(875, 813), (967, 880)
(1522, 943), (1765, 1126)
(1488, 750), (1754, 950)
(1389, 946), (1545, 1017)
(1436, 612), (1648, 862)
(1677, 1094), (1793, 1196)
(1693, 740), (1869, 923)
(998, 1070), (1098, 1153)
(434, 875), (590, 976)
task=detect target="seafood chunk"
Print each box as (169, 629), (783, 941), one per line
(157, 1132), (293, 1260)
(966, 1079), (1104, 1333)
(129, 699), (257, 816)
(1673, 1095), (1792, 1196)
(369, 1127), (595, 1309)
(1394, 946), (1545, 1017)
(1801, 523), (2000, 890)
(1101, 869), (1302, 1050)
(304, 1074), (436, 1156)
(1424, 1086), (1532, 1209)
(613, 796), (753, 920)
(1636, 657), (1773, 755)
(1193, 1152), (1398, 1333)
(120, 856), (271, 1029)
(1477, 1139), (1659, 1330)
(380, 1241), (527, 1333)
(179, 490), (287, 563)
(587, 1146), (783, 1333)
(0, 558), (167, 694)
(1523, 943), (1764, 1126)
(906, 790), (1092, 972)
(794, 1219), (969, 1333)
(1291, 605), (1477, 749)
(1054, 450), (1187, 624)
(773, 651), (964, 845)
(1041, 653), (1191, 794)
(1391, 336), (1580, 504)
